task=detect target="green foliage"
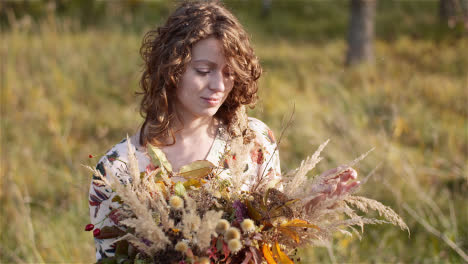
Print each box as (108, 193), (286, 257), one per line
(1, 1), (467, 263)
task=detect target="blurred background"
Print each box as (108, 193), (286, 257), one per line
(1, 0), (467, 263)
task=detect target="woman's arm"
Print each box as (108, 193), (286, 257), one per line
(88, 156), (124, 260)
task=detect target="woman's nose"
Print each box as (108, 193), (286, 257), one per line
(209, 70), (226, 92)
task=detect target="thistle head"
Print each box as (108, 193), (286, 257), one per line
(175, 241), (188, 253)
(227, 238), (242, 253)
(240, 218), (255, 233)
(169, 195), (184, 210)
(224, 227), (241, 241)
(215, 219), (230, 234)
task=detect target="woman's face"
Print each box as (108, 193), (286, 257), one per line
(176, 37), (234, 122)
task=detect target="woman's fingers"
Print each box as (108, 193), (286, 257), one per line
(305, 167), (360, 214)
(333, 180), (360, 196)
(339, 168), (358, 182)
(320, 165), (348, 179)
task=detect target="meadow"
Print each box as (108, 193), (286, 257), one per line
(1, 0), (467, 263)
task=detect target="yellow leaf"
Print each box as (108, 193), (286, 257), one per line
(183, 178), (203, 189)
(262, 244), (277, 264)
(178, 160), (215, 179)
(155, 181), (168, 199)
(280, 219), (319, 230)
(147, 144), (172, 173)
(278, 226), (300, 243)
(274, 242), (294, 264)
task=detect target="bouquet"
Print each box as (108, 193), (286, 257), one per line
(86, 136), (408, 264)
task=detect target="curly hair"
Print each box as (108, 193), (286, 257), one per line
(138, 0), (262, 147)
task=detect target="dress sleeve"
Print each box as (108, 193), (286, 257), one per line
(88, 155), (125, 261)
(248, 118), (283, 191)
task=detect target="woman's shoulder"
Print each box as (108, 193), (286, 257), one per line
(248, 117), (277, 145)
(94, 134), (148, 179)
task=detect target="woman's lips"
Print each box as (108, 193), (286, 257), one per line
(201, 97), (221, 106)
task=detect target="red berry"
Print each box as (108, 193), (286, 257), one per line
(89, 154), (93, 158)
(93, 228), (101, 237)
(85, 224), (94, 231)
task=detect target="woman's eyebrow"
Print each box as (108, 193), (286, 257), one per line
(192, 59), (219, 67)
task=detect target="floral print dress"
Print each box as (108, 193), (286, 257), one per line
(88, 117), (281, 261)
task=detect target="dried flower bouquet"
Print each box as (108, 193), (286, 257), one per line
(86, 137), (408, 264)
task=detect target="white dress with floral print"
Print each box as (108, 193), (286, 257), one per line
(88, 117), (281, 261)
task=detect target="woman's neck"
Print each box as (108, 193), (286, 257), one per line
(173, 115), (218, 142)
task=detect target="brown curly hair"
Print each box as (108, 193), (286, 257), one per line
(138, 0), (262, 147)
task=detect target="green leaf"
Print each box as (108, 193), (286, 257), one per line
(174, 182), (186, 197)
(134, 253), (152, 264)
(112, 195), (123, 204)
(115, 240), (129, 256)
(245, 200), (262, 222)
(97, 257), (117, 264)
(147, 144), (172, 173)
(216, 237), (224, 251)
(178, 160), (215, 179)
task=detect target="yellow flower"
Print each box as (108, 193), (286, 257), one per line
(169, 195), (184, 210)
(228, 238), (242, 253)
(199, 257), (210, 264)
(240, 218), (255, 233)
(215, 219), (230, 234)
(175, 241), (188, 253)
(225, 227), (241, 241)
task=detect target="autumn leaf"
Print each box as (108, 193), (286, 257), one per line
(183, 178), (206, 189)
(245, 200), (263, 222)
(274, 242), (294, 264)
(262, 244), (277, 264)
(278, 226), (300, 243)
(280, 219), (319, 230)
(178, 160), (215, 179)
(147, 144), (172, 173)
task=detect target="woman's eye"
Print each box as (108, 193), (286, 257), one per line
(196, 69), (210, 75)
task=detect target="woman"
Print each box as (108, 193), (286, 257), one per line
(88, 1), (357, 261)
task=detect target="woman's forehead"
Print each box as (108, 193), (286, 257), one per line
(191, 37), (227, 66)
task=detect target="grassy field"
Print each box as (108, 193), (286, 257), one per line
(1, 0), (467, 263)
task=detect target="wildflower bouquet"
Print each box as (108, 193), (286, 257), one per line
(86, 137), (408, 264)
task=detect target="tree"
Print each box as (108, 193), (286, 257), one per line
(439, 0), (468, 29)
(346, 0), (377, 66)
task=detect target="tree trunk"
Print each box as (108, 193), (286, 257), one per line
(440, 0), (456, 27)
(346, 0), (376, 66)
(261, 0), (272, 17)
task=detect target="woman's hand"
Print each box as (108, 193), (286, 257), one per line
(305, 166), (360, 213)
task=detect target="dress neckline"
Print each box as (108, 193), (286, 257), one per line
(134, 124), (228, 170)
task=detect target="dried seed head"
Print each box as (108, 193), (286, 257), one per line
(240, 219), (255, 233)
(175, 241), (188, 253)
(225, 227), (241, 241)
(169, 195), (184, 210)
(228, 238), (242, 253)
(215, 219), (230, 234)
